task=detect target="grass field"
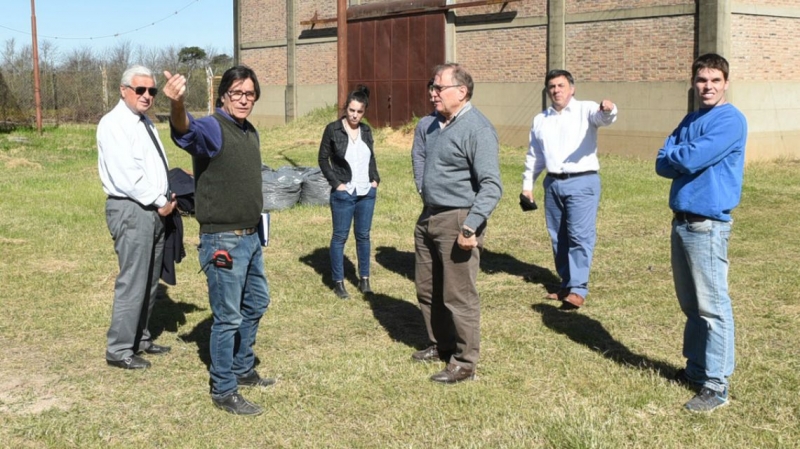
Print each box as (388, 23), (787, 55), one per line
(1, 108), (799, 448)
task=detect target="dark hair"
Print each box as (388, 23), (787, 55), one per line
(216, 65), (261, 107)
(342, 85), (370, 114)
(545, 69), (574, 87)
(433, 63), (474, 100)
(692, 53), (729, 81)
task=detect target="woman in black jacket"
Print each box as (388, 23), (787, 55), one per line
(318, 85), (380, 298)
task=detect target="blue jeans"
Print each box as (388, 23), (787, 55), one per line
(329, 187), (376, 282)
(199, 231), (270, 398)
(671, 218), (734, 393)
(543, 173), (601, 298)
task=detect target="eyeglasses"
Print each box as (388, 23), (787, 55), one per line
(227, 90), (257, 102)
(430, 84), (461, 94)
(125, 85), (158, 96)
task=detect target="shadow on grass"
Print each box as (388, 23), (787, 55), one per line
(482, 249), (560, 287)
(150, 284), (205, 341)
(363, 292), (430, 350)
(180, 316), (212, 368)
(375, 246), (560, 288)
(301, 247), (429, 348)
(179, 316), (264, 371)
(375, 246), (415, 280)
(299, 246), (359, 289)
(532, 303), (677, 379)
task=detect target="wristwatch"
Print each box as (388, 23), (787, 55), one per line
(461, 227), (474, 238)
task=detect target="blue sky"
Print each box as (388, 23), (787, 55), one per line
(0, 0), (234, 58)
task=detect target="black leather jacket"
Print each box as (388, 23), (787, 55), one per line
(318, 119), (380, 190)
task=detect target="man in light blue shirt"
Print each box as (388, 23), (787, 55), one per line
(656, 53), (747, 413)
(522, 70), (617, 309)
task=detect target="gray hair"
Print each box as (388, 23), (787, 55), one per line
(433, 63), (474, 100)
(120, 65), (154, 87)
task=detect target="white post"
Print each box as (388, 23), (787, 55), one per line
(206, 66), (214, 116)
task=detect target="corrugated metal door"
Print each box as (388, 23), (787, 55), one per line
(348, 13), (445, 128)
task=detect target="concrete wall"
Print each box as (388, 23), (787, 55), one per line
(475, 81), (692, 157)
(731, 81), (800, 160)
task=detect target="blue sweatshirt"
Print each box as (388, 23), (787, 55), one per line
(655, 103), (747, 222)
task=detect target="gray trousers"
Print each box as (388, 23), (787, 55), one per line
(414, 207), (483, 370)
(105, 198), (165, 361)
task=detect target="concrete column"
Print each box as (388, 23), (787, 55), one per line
(446, 1), (456, 63)
(548, 0), (566, 71)
(696, 0), (733, 105)
(697, 0), (732, 57)
(285, 0), (296, 122)
(233, 0), (240, 64)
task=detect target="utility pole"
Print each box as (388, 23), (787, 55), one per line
(337, 0), (347, 115)
(30, 0), (43, 133)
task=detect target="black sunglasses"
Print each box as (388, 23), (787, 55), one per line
(126, 85), (158, 96)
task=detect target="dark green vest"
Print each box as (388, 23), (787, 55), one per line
(193, 113), (263, 233)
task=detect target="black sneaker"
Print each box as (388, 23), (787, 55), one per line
(237, 370), (277, 388)
(212, 392), (263, 416)
(684, 387), (729, 412)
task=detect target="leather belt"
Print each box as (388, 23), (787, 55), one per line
(426, 205), (464, 215)
(232, 228), (257, 236)
(107, 195), (157, 211)
(673, 212), (709, 223)
(546, 171), (597, 180)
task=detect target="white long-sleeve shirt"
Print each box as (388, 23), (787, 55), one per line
(522, 97), (617, 191)
(97, 100), (169, 207)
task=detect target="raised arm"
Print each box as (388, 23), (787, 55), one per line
(162, 71), (189, 134)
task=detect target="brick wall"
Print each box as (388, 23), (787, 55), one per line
(567, 0), (693, 14)
(242, 47), (288, 85)
(239, 0), (286, 42)
(567, 16), (695, 82)
(731, 15), (800, 81)
(296, 0), (336, 30)
(296, 42), (338, 85)
(456, 27), (547, 83)
(453, 0), (546, 16)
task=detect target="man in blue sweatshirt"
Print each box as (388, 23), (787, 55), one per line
(656, 53), (747, 412)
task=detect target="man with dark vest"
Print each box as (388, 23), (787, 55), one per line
(164, 66), (275, 416)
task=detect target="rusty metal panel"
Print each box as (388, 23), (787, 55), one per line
(391, 80), (410, 128)
(374, 20), (393, 81)
(362, 21), (375, 82)
(372, 81), (392, 127)
(348, 11), (444, 128)
(424, 14), (445, 72)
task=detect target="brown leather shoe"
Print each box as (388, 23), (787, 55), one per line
(545, 289), (569, 301)
(561, 293), (585, 310)
(430, 363), (475, 384)
(411, 345), (440, 362)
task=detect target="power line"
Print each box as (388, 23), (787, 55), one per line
(0, 0), (200, 41)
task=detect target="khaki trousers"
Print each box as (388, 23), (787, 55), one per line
(414, 207), (483, 369)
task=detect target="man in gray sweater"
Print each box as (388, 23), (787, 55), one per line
(412, 63), (503, 383)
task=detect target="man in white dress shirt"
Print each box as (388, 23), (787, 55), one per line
(97, 65), (176, 369)
(521, 69), (617, 309)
